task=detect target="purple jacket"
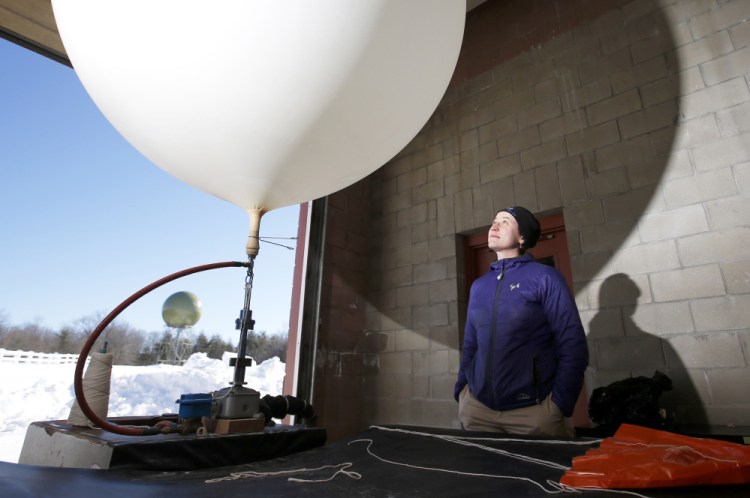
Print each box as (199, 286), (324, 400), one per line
(454, 254), (588, 417)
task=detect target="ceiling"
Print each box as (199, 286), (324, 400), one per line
(0, 0), (68, 65)
(0, 0), (487, 67)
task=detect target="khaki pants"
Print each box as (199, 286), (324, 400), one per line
(458, 385), (574, 437)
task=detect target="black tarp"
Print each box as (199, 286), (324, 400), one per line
(3, 425), (749, 497)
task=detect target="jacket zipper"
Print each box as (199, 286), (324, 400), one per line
(486, 269), (504, 406)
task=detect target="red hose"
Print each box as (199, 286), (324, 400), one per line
(73, 261), (249, 436)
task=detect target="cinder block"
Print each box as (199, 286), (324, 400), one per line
(588, 89), (642, 127)
(689, 0), (750, 40)
(702, 404), (750, 427)
(511, 59), (556, 92)
(459, 129), (479, 152)
(428, 350), (451, 375)
(730, 17), (750, 48)
(585, 272), (651, 308)
(427, 236), (456, 262)
(707, 367), (750, 404)
(705, 194), (750, 230)
(580, 219), (636, 253)
(453, 188), (474, 233)
(674, 31), (734, 69)
(721, 259), (750, 294)
(640, 74), (680, 107)
(579, 47), (631, 84)
(471, 183), (495, 228)
(518, 97), (562, 129)
(520, 139), (567, 169)
(586, 168), (630, 198)
(493, 87), (535, 118)
(595, 336), (667, 371)
(650, 264), (725, 302)
(377, 352), (413, 375)
(665, 332), (745, 368)
(535, 163), (563, 211)
(681, 78), (750, 120)
(534, 77), (560, 102)
(540, 111), (588, 142)
(497, 126), (540, 156)
(430, 325), (460, 352)
(412, 143), (445, 169)
(413, 261), (448, 285)
(379, 307), (413, 332)
(565, 120), (620, 156)
(428, 279), (457, 304)
(663, 168), (737, 208)
(716, 100), (750, 137)
(429, 374), (459, 401)
(690, 294), (750, 333)
(627, 301), (695, 336)
(413, 303), (449, 328)
(445, 167), (479, 197)
(679, 66), (706, 95)
(675, 113), (721, 150)
(638, 204), (709, 242)
(491, 178), (516, 214)
(395, 329), (431, 352)
(427, 156), (460, 182)
(693, 131), (750, 172)
(458, 106), (494, 132)
(480, 155), (522, 183)
(478, 115), (518, 144)
(558, 157), (589, 205)
(583, 307), (624, 339)
(619, 99), (678, 140)
(678, 227), (750, 266)
(478, 141), (499, 165)
(435, 196), (455, 237)
(396, 284), (429, 308)
(596, 134), (653, 172)
(513, 169), (537, 209)
(603, 187), (661, 222)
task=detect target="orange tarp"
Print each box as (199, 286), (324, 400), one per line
(561, 424), (750, 489)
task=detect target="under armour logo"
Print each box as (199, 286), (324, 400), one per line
(510, 283), (521, 291)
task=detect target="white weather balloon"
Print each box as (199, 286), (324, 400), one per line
(52, 1), (466, 256)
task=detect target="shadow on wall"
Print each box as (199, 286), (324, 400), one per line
(586, 273), (707, 429)
(363, 1), (681, 350)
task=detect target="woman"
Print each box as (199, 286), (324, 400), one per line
(454, 206), (588, 436)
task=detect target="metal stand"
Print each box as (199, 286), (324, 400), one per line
(212, 256), (261, 421)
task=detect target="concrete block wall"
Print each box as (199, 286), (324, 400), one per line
(316, 0), (750, 438)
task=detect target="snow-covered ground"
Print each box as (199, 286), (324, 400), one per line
(0, 351), (285, 463)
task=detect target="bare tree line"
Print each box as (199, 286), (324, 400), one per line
(0, 312), (287, 365)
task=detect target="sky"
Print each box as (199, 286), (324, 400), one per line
(0, 39), (300, 343)
(0, 350), (286, 463)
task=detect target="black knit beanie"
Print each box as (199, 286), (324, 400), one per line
(501, 206), (541, 249)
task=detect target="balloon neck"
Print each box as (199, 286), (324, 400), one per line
(245, 208), (266, 258)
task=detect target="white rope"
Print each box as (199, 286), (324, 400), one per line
(205, 462), (361, 484)
(371, 426), (604, 445)
(370, 425), (602, 471)
(360, 426), (654, 498)
(204, 424), (653, 497)
(349, 437), (571, 495)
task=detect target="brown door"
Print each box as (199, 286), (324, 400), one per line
(463, 212), (590, 428)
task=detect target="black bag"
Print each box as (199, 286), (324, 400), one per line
(588, 370), (673, 432)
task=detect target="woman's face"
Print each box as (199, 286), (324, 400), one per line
(488, 211), (524, 253)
